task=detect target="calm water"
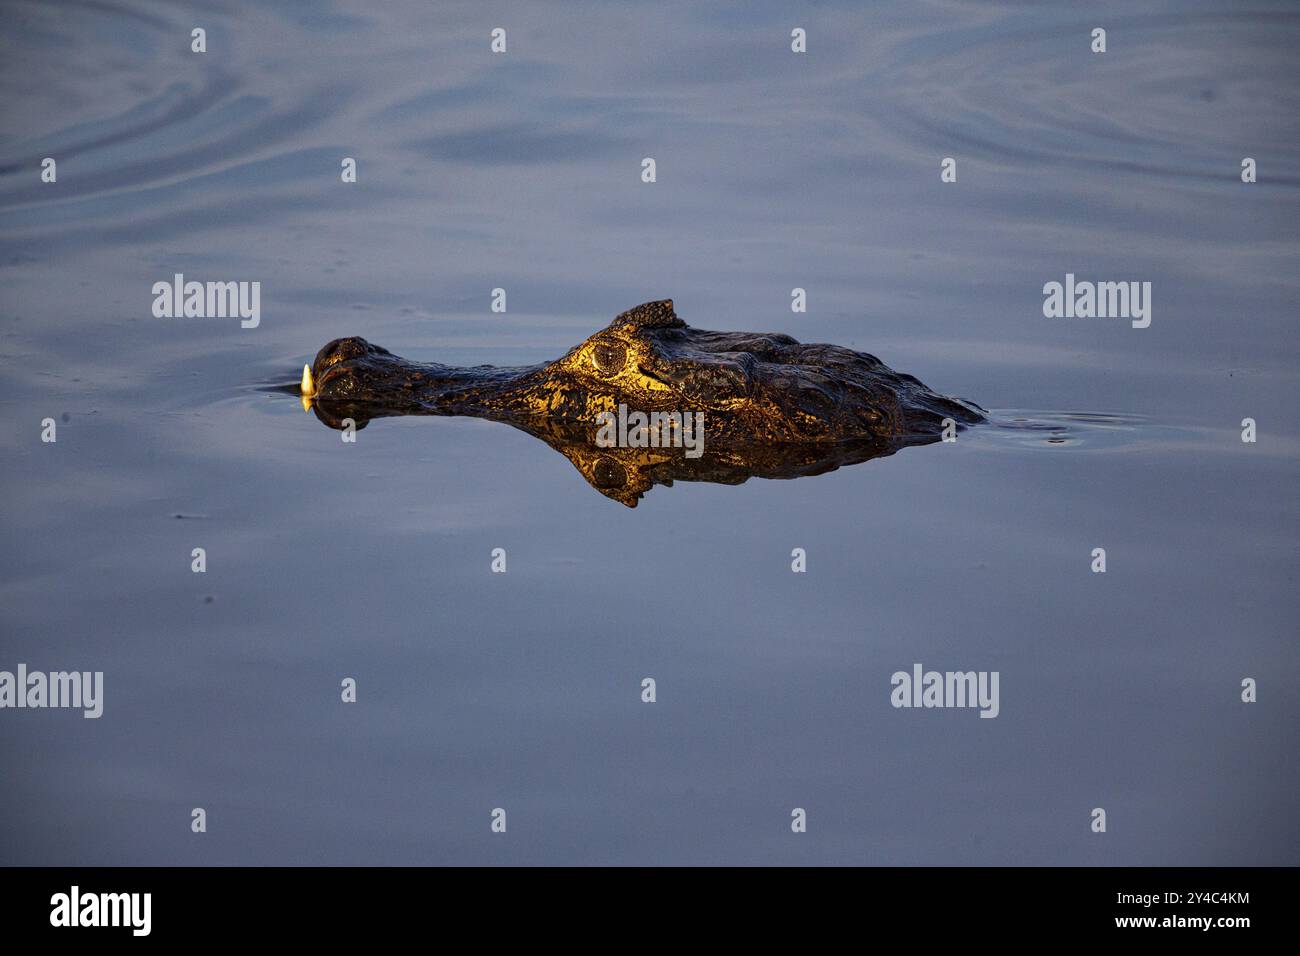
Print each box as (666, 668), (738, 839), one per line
(1, 0), (1296, 865)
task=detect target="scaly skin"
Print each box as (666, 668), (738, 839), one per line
(306, 299), (983, 441)
(301, 299), (983, 505)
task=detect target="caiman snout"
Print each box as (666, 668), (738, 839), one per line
(307, 337), (404, 402)
(315, 336), (377, 371)
(301, 335), (542, 413)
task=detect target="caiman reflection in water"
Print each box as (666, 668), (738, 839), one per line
(299, 299), (984, 507)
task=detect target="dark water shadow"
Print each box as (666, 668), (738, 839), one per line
(296, 392), (921, 508)
(263, 375), (1152, 507)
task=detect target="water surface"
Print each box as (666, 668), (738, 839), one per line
(1, 0), (1296, 865)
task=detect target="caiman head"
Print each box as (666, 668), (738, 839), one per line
(302, 299), (983, 446)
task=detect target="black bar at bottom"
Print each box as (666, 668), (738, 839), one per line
(0, 866), (1283, 941)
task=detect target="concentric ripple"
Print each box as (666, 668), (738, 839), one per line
(867, 5), (1300, 184)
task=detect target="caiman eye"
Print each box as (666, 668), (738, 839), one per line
(592, 341), (627, 374)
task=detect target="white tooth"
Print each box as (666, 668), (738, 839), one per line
(300, 363), (315, 397)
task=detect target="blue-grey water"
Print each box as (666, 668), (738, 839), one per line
(1, 0), (1296, 865)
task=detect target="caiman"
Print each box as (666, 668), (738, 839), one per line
(298, 299), (984, 506)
